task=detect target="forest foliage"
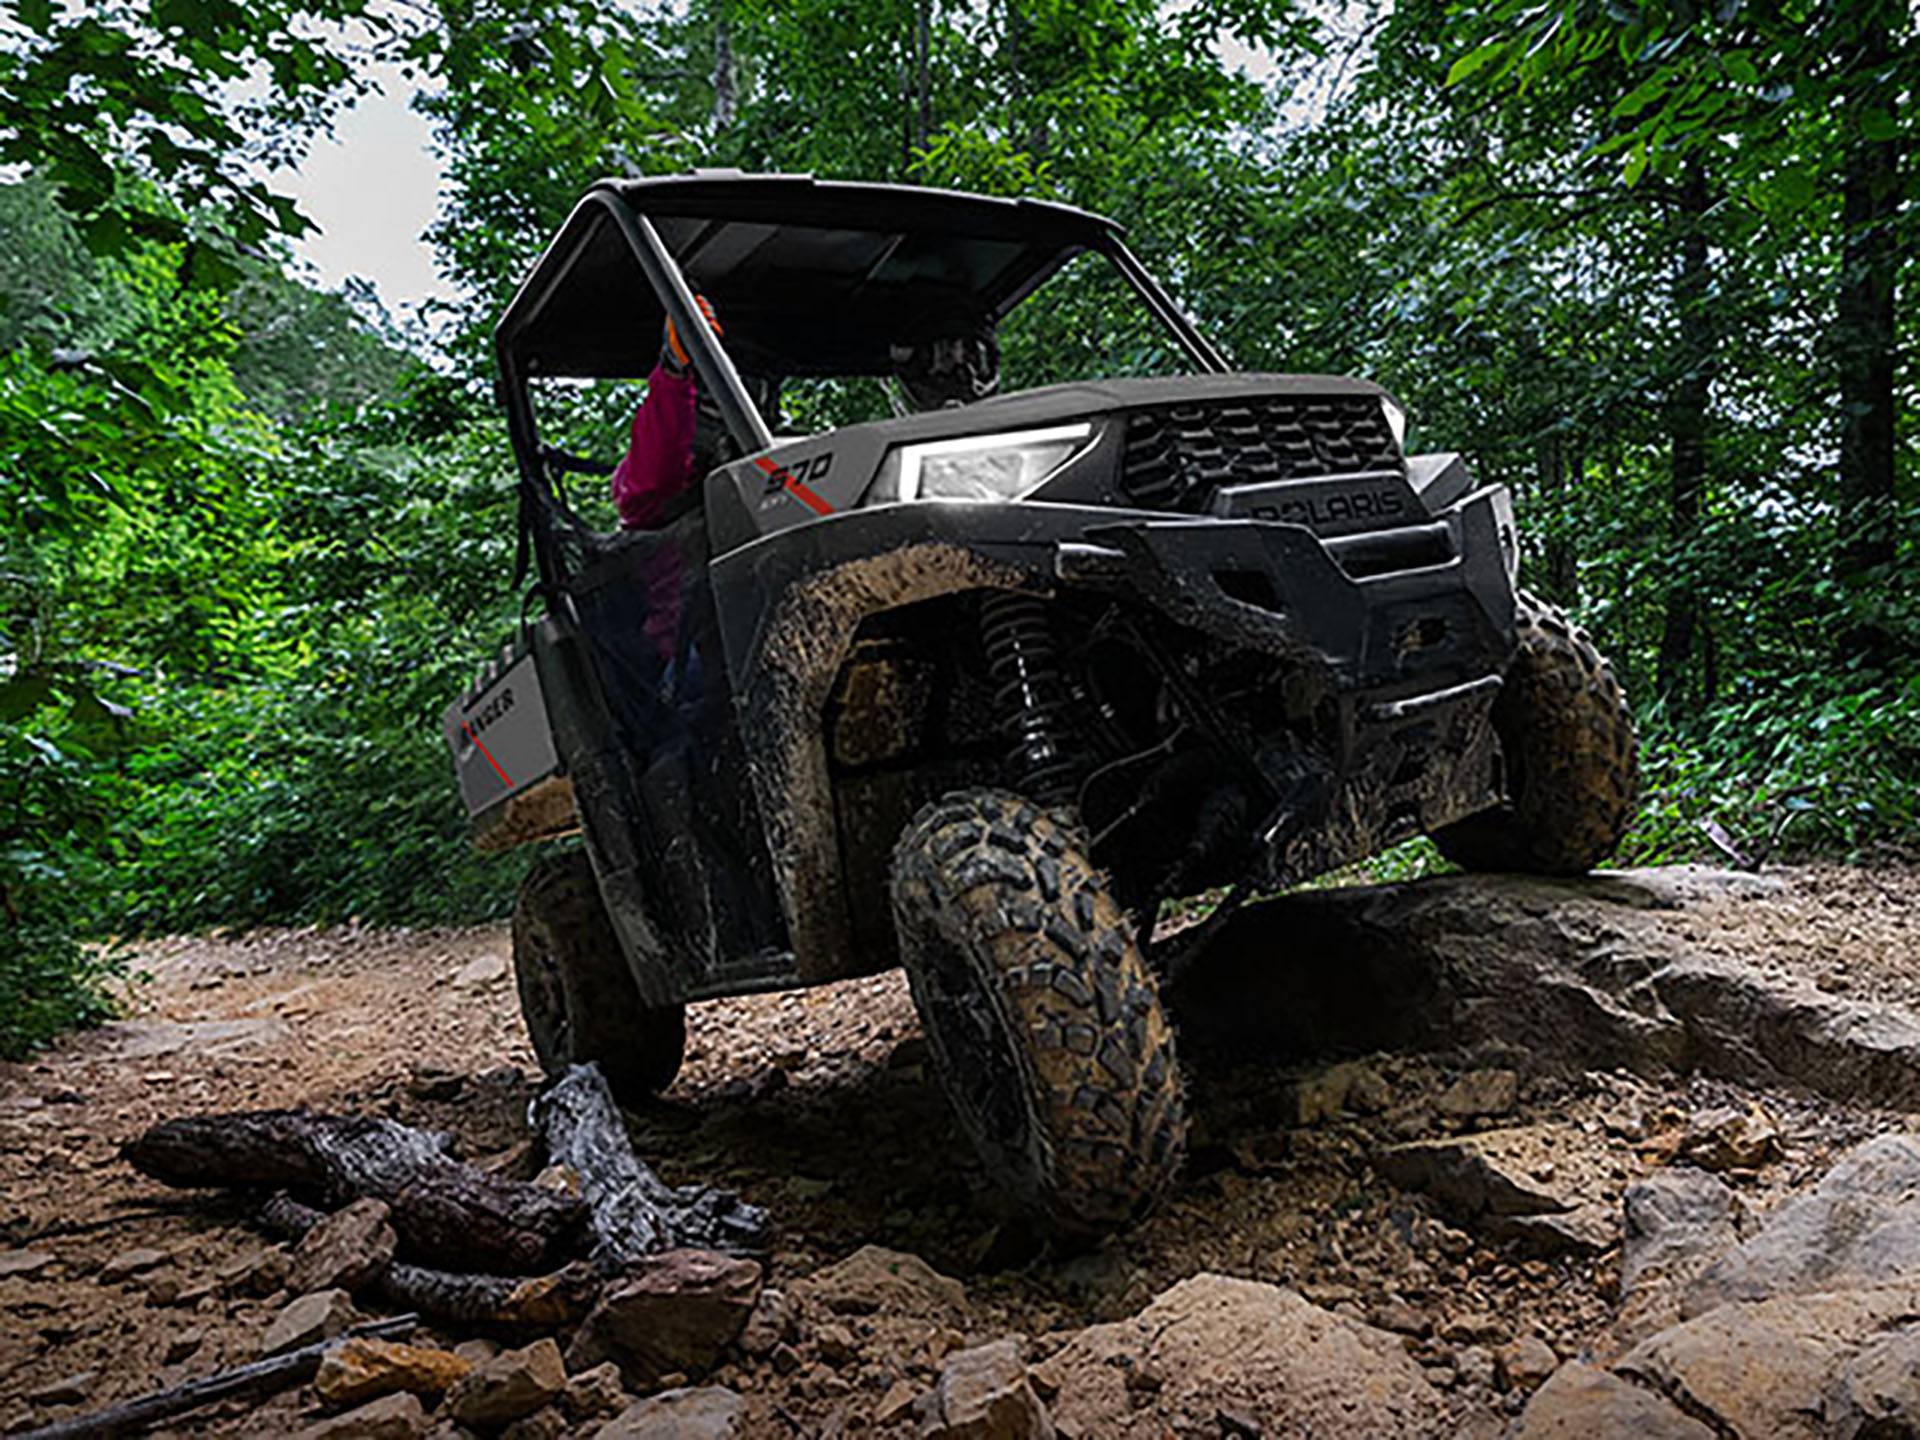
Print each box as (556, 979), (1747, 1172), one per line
(1, 0), (1915, 1055)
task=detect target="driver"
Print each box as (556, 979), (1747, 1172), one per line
(611, 295), (721, 530)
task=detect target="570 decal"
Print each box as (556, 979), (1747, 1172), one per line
(754, 452), (835, 516)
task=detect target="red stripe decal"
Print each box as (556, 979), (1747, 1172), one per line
(462, 722), (513, 788)
(755, 456), (835, 516)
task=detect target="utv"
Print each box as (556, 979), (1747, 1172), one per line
(443, 172), (1636, 1237)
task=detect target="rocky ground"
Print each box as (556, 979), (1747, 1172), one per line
(2, 862), (1918, 1437)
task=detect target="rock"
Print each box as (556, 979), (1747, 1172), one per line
(736, 1286), (791, 1358)
(566, 1249), (761, 1387)
(797, 1245), (968, 1324)
(1374, 1125), (1578, 1218)
(1440, 1312), (1505, 1344)
(1368, 1300), (1432, 1337)
(455, 1338), (503, 1366)
(1513, 1361), (1713, 1439)
(316, 1337), (472, 1404)
(1685, 1135), (1920, 1316)
(261, 1288), (357, 1356)
(1282, 1061), (1391, 1125)
(1179, 867), (1920, 1107)
(1036, 1274), (1445, 1438)
(1828, 1322), (1920, 1439)
(100, 1246), (169, 1282)
(1497, 1203), (1617, 1257)
(1676, 1103), (1780, 1172)
(876, 1379), (920, 1426)
(919, 1338), (1053, 1440)
(295, 1391), (428, 1440)
(1454, 1345), (1496, 1390)
(815, 1322), (858, 1366)
(1618, 1284), (1920, 1440)
(1496, 1336), (1559, 1392)
(1616, 1168), (1740, 1344)
(1345, 1063), (1393, 1114)
(164, 1327), (207, 1365)
(217, 1246), (289, 1297)
(445, 1337), (567, 1431)
(559, 1360), (629, 1421)
(289, 1198), (398, 1297)
(0, 1250), (54, 1279)
(453, 951), (510, 990)
(26, 1371), (97, 1406)
(599, 1386), (747, 1439)
(1436, 1068), (1519, 1119)
(499, 1407), (566, 1440)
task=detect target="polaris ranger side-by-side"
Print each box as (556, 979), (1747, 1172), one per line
(443, 173), (1637, 1237)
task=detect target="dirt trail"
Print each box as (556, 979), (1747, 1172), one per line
(1, 864), (1915, 1435)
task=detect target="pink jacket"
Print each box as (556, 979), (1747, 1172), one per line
(610, 364), (698, 529)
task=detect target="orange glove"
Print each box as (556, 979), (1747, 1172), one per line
(663, 294), (722, 374)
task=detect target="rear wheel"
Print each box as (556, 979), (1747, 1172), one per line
(1434, 592), (1637, 874)
(890, 789), (1187, 1239)
(512, 849), (686, 1104)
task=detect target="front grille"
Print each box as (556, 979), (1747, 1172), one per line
(1120, 394), (1403, 512)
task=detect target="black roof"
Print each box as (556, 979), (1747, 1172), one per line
(496, 172), (1121, 379)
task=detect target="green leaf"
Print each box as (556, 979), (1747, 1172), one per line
(1446, 41), (1508, 87)
(1622, 138), (1651, 185)
(1861, 110), (1899, 142)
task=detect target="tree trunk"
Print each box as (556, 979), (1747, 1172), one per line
(1538, 432), (1576, 603)
(710, 8), (737, 132)
(534, 1063), (771, 1262)
(258, 1194), (601, 1328)
(1656, 160), (1714, 707)
(913, 0), (933, 153)
(124, 1110), (588, 1274)
(1835, 3), (1901, 669)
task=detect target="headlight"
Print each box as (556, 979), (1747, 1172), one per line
(866, 423), (1094, 504)
(1380, 395), (1408, 448)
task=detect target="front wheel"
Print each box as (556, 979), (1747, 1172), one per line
(512, 849), (686, 1105)
(1433, 592), (1638, 874)
(890, 789), (1187, 1239)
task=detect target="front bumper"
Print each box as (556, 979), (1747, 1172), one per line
(711, 486), (1518, 982)
(716, 484), (1518, 700)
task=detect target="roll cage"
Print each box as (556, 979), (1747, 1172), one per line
(492, 172), (1227, 588)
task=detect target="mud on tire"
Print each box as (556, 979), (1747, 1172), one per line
(890, 789), (1187, 1238)
(512, 849), (686, 1104)
(1433, 591), (1638, 875)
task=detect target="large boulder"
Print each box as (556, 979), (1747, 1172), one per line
(1513, 1362), (1714, 1439)
(1684, 1135), (1920, 1316)
(1176, 867), (1920, 1106)
(1616, 1168), (1743, 1345)
(566, 1249), (761, 1387)
(1617, 1285), (1920, 1440)
(1033, 1273), (1445, 1438)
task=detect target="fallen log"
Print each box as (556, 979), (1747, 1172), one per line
(17, 1314), (417, 1440)
(534, 1063), (771, 1261)
(259, 1194), (600, 1328)
(124, 1109), (587, 1273)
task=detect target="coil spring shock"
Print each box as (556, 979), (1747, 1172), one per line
(980, 591), (1080, 806)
